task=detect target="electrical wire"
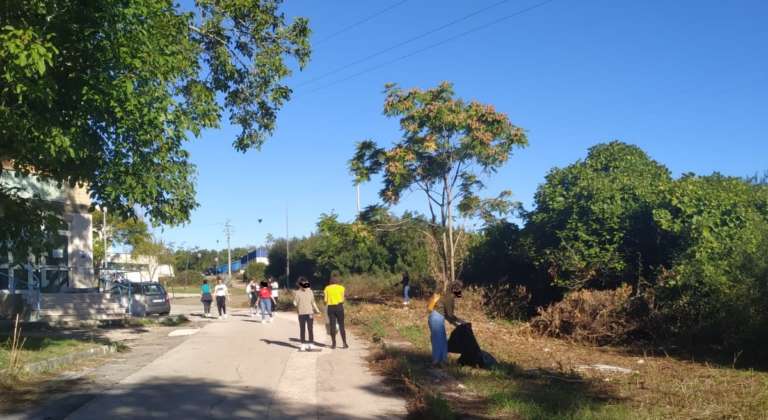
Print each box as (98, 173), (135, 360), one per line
(314, 0), (411, 45)
(295, 0), (516, 88)
(302, 0), (556, 95)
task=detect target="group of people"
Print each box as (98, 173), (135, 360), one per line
(288, 276), (349, 351)
(198, 274), (349, 352)
(246, 276), (279, 322)
(200, 272), (466, 367)
(199, 277), (231, 319)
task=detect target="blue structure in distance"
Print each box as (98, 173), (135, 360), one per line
(208, 247), (268, 275)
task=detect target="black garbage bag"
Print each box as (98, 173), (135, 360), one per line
(448, 323), (495, 368)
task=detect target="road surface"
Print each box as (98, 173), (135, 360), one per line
(64, 304), (405, 419)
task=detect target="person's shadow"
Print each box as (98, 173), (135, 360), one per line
(260, 339), (301, 349)
(288, 337), (328, 348)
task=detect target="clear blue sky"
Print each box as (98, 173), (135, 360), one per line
(160, 0), (768, 251)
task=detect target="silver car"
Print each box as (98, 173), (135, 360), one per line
(112, 282), (171, 316)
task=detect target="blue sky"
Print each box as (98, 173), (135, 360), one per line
(159, 0), (768, 251)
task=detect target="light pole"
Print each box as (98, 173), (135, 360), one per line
(102, 206), (108, 270)
(285, 208), (290, 289)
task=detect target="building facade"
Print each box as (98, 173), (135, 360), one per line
(0, 165), (95, 292)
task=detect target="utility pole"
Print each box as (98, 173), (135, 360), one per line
(224, 220), (232, 283)
(356, 185), (360, 214)
(285, 209), (290, 289)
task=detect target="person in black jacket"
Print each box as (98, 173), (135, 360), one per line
(428, 281), (466, 367)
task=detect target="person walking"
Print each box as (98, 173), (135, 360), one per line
(401, 272), (411, 305)
(324, 276), (348, 349)
(428, 281), (466, 368)
(200, 279), (213, 318)
(293, 277), (320, 351)
(270, 277), (280, 312)
(214, 277), (229, 319)
(258, 280), (276, 323)
(246, 277), (259, 317)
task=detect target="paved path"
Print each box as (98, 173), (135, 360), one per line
(64, 308), (405, 419)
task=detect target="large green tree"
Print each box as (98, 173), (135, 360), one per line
(527, 141), (672, 291)
(653, 173), (768, 346)
(350, 82), (527, 288)
(0, 0), (310, 254)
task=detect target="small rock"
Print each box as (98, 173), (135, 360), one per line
(543, 347), (552, 352)
(457, 384), (466, 390)
(576, 364), (637, 374)
(167, 329), (199, 337)
(637, 359), (646, 364)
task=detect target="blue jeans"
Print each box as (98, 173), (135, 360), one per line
(428, 311), (447, 364)
(403, 285), (410, 303)
(259, 298), (272, 320)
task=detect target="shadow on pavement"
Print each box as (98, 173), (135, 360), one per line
(288, 337), (328, 348)
(18, 377), (403, 420)
(260, 338), (301, 350)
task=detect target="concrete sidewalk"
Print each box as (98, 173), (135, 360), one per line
(65, 309), (405, 419)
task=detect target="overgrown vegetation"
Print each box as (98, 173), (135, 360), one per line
(347, 294), (768, 419)
(258, 141), (768, 362)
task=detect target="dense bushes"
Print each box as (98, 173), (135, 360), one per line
(465, 142), (768, 356)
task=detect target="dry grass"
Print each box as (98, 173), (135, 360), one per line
(347, 290), (768, 419)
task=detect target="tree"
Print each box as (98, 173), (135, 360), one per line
(350, 82), (527, 288)
(91, 209), (152, 270)
(265, 236), (318, 285)
(245, 262), (267, 281)
(527, 141), (673, 291)
(652, 173), (768, 346)
(314, 212), (388, 278)
(131, 238), (175, 283)
(0, 0), (310, 255)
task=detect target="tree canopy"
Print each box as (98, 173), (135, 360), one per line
(1, 0), (310, 254)
(527, 141), (673, 290)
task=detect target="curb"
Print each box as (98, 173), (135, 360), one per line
(22, 344), (120, 374)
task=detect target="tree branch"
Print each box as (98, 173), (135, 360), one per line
(188, 24), (250, 69)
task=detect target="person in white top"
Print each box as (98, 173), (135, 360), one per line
(246, 277), (259, 317)
(270, 277), (279, 312)
(213, 277), (229, 319)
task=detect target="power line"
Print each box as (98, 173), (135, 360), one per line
(295, 0), (515, 88)
(315, 0), (410, 45)
(303, 0), (556, 95)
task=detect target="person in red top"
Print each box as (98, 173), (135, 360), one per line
(258, 280), (276, 323)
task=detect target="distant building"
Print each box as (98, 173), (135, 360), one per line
(209, 247), (268, 275)
(105, 253), (175, 283)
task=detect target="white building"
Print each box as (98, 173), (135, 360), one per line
(0, 163), (96, 292)
(105, 253), (174, 283)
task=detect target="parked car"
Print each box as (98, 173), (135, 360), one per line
(111, 282), (171, 316)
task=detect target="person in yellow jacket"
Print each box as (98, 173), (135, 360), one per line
(324, 276), (348, 349)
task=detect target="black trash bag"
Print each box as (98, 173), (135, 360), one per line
(480, 350), (498, 368)
(448, 323), (491, 368)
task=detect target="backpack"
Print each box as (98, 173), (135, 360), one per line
(259, 287), (271, 299)
(427, 293), (441, 312)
